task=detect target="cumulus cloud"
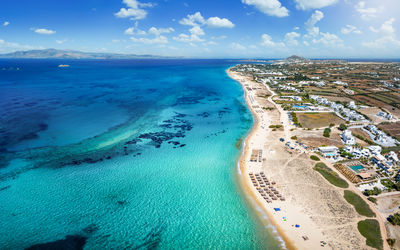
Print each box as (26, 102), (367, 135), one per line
(363, 18), (400, 48)
(206, 17), (234, 28)
(56, 39), (67, 44)
(148, 27), (174, 36)
(241, 0), (289, 17)
(312, 32), (343, 47)
(260, 34), (285, 47)
(175, 12), (233, 43)
(355, 1), (382, 20)
(285, 32), (300, 46)
(294, 0), (338, 10)
(3, 21), (9, 26)
(230, 42), (246, 51)
(130, 35), (168, 44)
(305, 10), (324, 37)
(369, 18), (395, 35)
(115, 0), (154, 20)
(341, 25), (362, 34)
(0, 38), (42, 52)
(33, 28), (56, 35)
(179, 12), (205, 26)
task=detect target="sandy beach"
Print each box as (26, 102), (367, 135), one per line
(228, 68), (384, 250)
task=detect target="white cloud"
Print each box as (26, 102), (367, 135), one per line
(241, 0), (289, 17)
(341, 25), (362, 34)
(130, 35), (168, 44)
(355, 1), (382, 20)
(3, 21), (9, 26)
(124, 23), (147, 35)
(285, 32), (300, 46)
(148, 27), (174, 36)
(211, 35), (227, 40)
(230, 42), (246, 51)
(176, 12), (233, 44)
(312, 32), (343, 47)
(179, 12), (205, 26)
(369, 18), (395, 36)
(260, 34), (285, 47)
(294, 0), (338, 10)
(56, 39), (67, 44)
(363, 18), (400, 48)
(206, 17), (234, 28)
(115, 0), (154, 20)
(305, 10), (324, 37)
(33, 28), (56, 35)
(0, 38), (42, 52)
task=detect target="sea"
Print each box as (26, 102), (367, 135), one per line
(0, 59), (282, 249)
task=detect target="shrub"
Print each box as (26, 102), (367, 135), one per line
(388, 213), (400, 226)
(310, 155), (320, 161)
(339, 123), (347, 131)
(323, 128), (331, 138)
(291, 136), (297, 140)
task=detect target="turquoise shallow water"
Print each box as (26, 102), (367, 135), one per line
(0, 59), (282, 249)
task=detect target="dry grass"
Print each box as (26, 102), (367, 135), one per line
(296, 112), (345, 129)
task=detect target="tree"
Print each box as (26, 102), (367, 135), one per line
(388, 213), (400, 226)
(323, 128), (331, 138)
(339, 123), (347, 131)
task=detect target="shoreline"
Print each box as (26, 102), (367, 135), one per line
(228, 68), (297, 249)
(227, 67), (379, 250)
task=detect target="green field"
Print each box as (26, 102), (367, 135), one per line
(313, 163), (349, 188)
(344, 190), (375, 217)
(358, 219), (383, 249)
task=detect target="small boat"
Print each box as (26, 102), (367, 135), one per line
(58, 64), (70, 68)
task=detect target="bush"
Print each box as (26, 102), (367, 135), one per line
(339, 123), (347, 131)
(329, 123), (335, 127)
(363, 187), (382, 196)
(291, 136), (297, 140)
(310, 155), (320, 161)
(323, 128), (331, 138)
(388, 213), (400, 226)
(387, 238), (396, 247)
(368, 197), (377, 204)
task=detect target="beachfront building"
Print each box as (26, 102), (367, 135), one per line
(371, 154), (393, 173)
(377, 111), (393, 120)
(341, 130), (356, 145)
(281, 96), (302, 101)
(318, 146), (339, 158)
(348, 101), (357, 109)
(363, 125), (399, 147)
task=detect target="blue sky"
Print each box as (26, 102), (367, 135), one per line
(0, 0), (399, 58)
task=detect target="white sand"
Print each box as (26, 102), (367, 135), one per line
(228, 69), (387, 250)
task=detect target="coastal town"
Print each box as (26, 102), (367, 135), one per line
(229, 56), (400, 250)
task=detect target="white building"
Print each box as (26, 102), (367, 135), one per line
(318, 146), (339, 158)
(341, 130), (356, 145)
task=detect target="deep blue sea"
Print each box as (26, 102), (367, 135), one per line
(0, 59), (282, 249)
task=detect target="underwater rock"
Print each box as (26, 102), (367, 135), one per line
(25, 235), (87, 250)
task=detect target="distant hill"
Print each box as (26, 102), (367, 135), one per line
(285, 55), (309, 62)
(0, 49), (176, 59)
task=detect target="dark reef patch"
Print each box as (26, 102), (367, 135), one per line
(197, 112), (210, 118)
(25, 235), (87, 250)
(0, 185), (11, 192)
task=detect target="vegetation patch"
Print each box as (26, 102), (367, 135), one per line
(357, 219), (383, 250)
(344, 190), (375, 217)
(313, 162), (349, 188)
(310, 155), (320, 161)
(323, 128), (331, 138)
(296, 112), (344, 129)
(388, 213), (400, 226)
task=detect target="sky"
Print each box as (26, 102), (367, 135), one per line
(0, 0), (400, 59)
